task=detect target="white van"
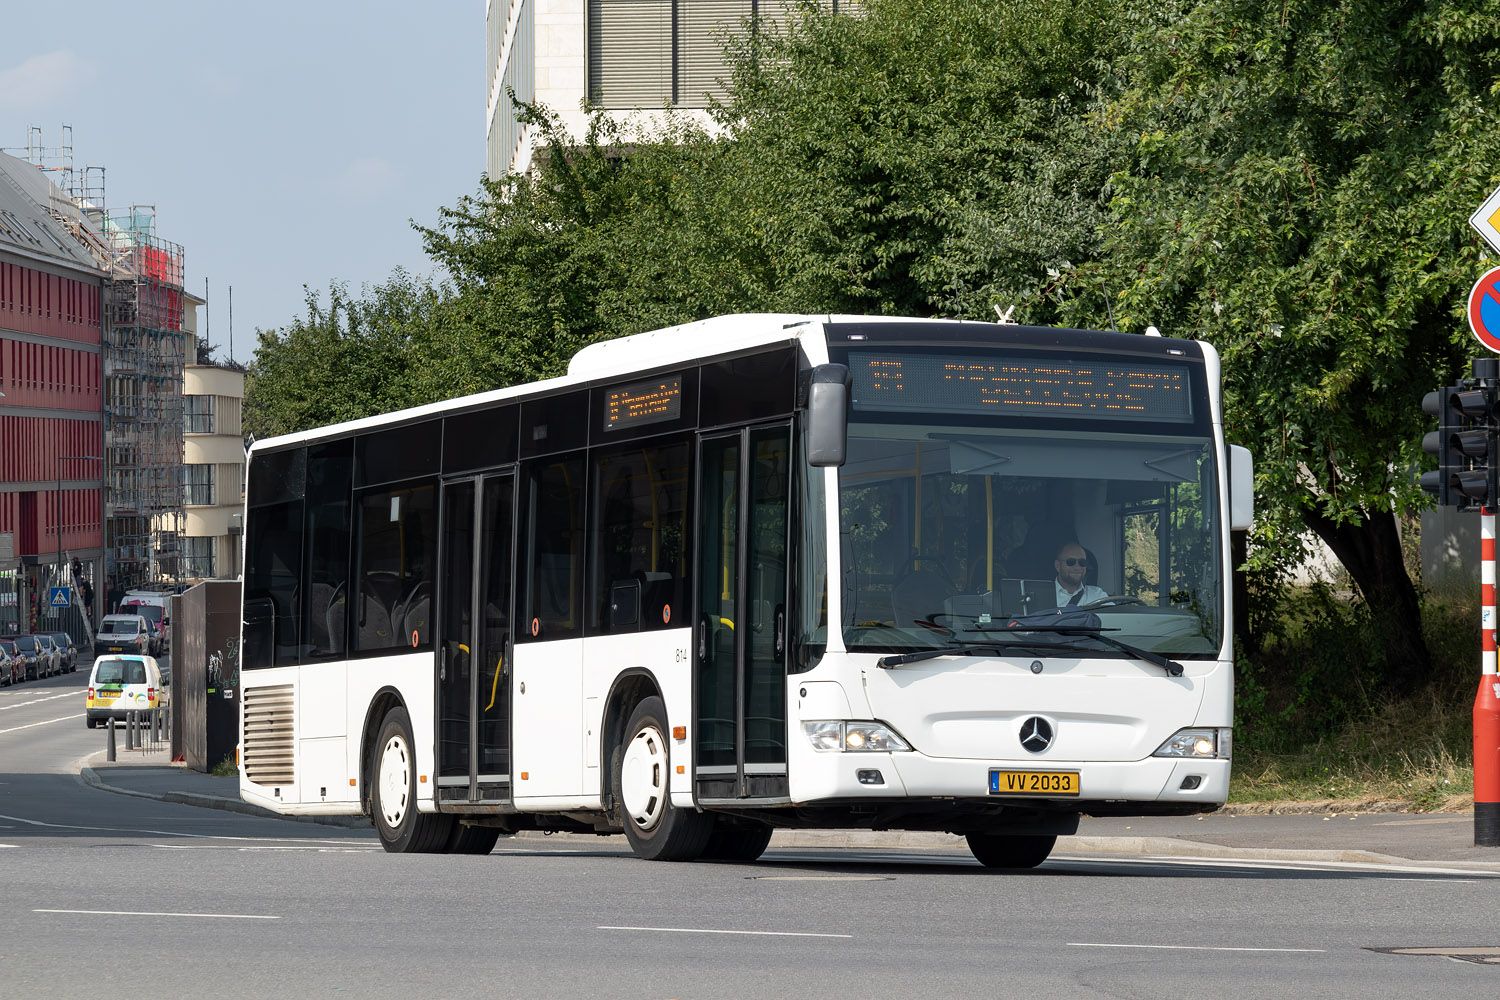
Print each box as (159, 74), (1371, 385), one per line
(119, 592), (171, 653)
(85, 655), (166, 728)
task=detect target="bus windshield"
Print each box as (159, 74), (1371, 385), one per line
(839, 425), (1222, 658)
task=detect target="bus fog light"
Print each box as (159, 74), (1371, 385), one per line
(1152, 728), (1229, 759)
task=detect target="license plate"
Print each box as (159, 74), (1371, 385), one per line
(108, 646), (123, 652)
(989, 769), (1080, 796)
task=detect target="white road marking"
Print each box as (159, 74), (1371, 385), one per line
(151, 844), (375, 852)
(0, 713), (84, 735)
(1069, 942), (1324, 953)
(36, 908), (278, 920)
(1057, 854), (1500, 879)
(0, 691), (79, 711)
(600, 926), (852, 939)
(0, 812), (370, 846)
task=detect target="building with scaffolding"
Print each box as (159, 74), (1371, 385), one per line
(104, 207), (189, 597)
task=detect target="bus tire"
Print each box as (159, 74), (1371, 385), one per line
(372, 706), (452, 854)
(446, 823), (502, 855)
(701, 819), (773, 862)
(615, 696), (711, 861)
(965, 832), (1056, 869)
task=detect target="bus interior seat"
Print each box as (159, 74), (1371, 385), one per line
(358, 586), (393, 647)
(402, 594), (430, 646)
(326, 585), (346, 654)
(307, 583), (334, 653)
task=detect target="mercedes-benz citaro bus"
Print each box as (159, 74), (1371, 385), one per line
(239, 314), (1252, 867)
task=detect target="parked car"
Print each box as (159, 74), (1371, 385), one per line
(0, 638), (31, 683)
(85, 654), (167, 728)
(0, 642), (15, 686)
(43, 632), (78, 673)
(13, 635), (57, 679)
(93, 615), (151, 658)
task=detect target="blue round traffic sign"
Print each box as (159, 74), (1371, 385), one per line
(1469, 267), (1500, 353)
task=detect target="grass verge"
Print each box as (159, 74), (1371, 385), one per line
(1227, 576), (1479, 813)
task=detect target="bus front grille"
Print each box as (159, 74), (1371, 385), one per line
(243, 684), (295, 787)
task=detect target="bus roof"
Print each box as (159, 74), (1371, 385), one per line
(246, 313), (1203, 457)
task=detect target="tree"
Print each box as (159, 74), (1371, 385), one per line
(244, 270), (455, 439)
(1066, 0), (1500, 693)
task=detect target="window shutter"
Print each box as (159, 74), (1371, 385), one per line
(589, 0), (672, 108)
(677, 1), (752, 108)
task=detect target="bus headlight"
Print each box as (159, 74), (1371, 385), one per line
(802, 721), (911, 753)
(1152, 728), (1231, 759)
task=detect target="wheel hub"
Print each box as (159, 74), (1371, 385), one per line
(378, 735), (411, 828)
(620, 723), (668, 831)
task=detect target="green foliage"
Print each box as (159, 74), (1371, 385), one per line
(242, 0), (1500, 697)
(244, 270), (463, 438)
(1068, 0), (1500, 557)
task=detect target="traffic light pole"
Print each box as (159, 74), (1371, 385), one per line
(1479, 507), (1500, 846)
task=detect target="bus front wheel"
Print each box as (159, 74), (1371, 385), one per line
(614, 696), (712, 861)
(372, 706), (452, 853)
(966, 832), (1056, 869)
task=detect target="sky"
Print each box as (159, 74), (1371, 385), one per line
(1, 1), (482, 364)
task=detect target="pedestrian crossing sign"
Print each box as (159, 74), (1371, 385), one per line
(49, 587), (70, 608)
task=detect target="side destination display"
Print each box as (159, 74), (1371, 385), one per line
(849, 351), (1193, 422)
(604, 376), (682, 431)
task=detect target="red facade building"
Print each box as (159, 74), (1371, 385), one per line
(0, 151), (106, 635)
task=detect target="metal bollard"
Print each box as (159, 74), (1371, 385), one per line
(151, 708), (160, 745)
(106, 717), (116, 762)
(126, 711), (136, 751)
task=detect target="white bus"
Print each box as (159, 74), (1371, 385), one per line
(239, 314), (1252, 866)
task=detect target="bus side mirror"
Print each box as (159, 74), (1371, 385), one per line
(1228, 445), (1253, 530)
(807, 364), (851, 468)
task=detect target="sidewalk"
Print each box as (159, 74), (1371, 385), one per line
(79, 748), (1500, 871)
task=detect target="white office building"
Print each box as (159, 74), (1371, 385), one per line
(487, 0), (835, 177)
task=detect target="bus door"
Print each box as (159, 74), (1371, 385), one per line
(694, 425), (791, 802)
(438, 472), (515, 807)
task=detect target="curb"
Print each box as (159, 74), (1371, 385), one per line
(79, 766), (371, 830)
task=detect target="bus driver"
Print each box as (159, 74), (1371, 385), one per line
(1053, 541), (1108, 608)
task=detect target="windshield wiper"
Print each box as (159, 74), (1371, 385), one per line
(965, 624), (1185, 677)
(876, 639), (1058, 669)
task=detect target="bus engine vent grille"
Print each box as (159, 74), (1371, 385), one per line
(243, 684), (295, 787)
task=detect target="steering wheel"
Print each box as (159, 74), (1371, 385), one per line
(1079, 595), (1144, 610)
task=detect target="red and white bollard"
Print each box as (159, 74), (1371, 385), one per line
(1478, 509), (1500, 846)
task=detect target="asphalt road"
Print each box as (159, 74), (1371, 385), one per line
(3, 667), (1500, 998)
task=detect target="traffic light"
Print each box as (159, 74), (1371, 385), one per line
(1421, 387), (1460, 507)
(1449, 386), (1498, 509)
(1422, 360), (1500, 511)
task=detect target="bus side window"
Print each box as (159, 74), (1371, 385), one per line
(521, 456), (585, 641)
(352, 482), (438, 653)
(589, 441), (691, 635)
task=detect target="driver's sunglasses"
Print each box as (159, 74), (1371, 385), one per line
(1061, 558), (1087, 566)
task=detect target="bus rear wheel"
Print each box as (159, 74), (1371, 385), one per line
(966, 832), (1056, 869)
(446, 823), (502, 855)
(701, 819), (773, 862)
(372, 706), (452, 853)
(615, 696), (712, 861)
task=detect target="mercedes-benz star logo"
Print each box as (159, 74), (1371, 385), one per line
(1019, 717), (1053, 754)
